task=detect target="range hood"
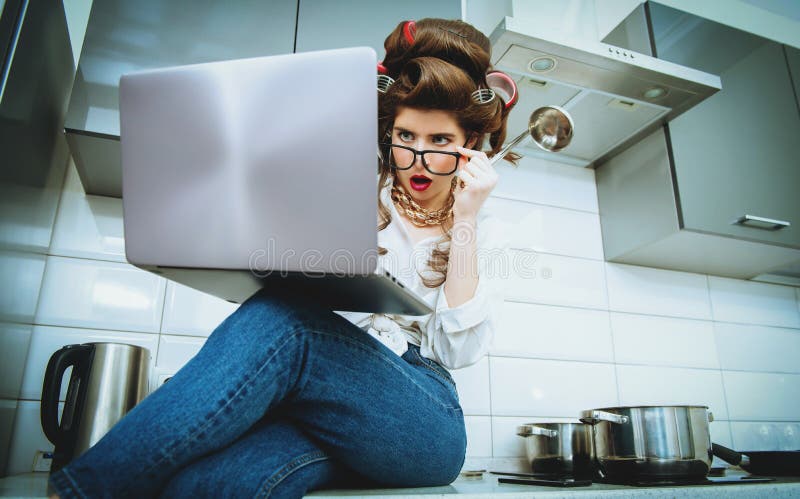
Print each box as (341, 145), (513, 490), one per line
(489, 16), (721, 166)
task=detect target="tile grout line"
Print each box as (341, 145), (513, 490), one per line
(489, 193), (600, 216)
(600, 262), (622, 405)
(503, 298), (800, 331)
(707, 274), (735, 441)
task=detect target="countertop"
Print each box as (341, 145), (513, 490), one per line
(2, 471), (800, 498)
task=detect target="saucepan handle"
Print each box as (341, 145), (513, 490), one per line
(516, 425), (558, 438)
(712, 442), (746, 466)
(579, 410), (629, 425)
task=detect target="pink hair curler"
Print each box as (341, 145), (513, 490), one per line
(486, 71), (519, 110)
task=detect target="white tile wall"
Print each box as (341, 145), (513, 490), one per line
(490, 357), (618, 417)
(505, 252), (608, 309)
(714, 323), (800, 373)
(0, 251), (46, 324)
(451, 357), (490, 415)
(611, 313), (719, 369)
(0, 400), (17, 475)
(709, 277), (800, 328)
(6, 401), (54, 476)
(723, 371), (800, 421)
(484, 196), (603, 259)
(605, 263), (712, 320)
(161, 282), (238, 337)
(493, 157), (598, 212)
(492, 302), (613, 363)
(464, 416), (492, 457)
(36, 256), (166, 333)
(156, 335), (206, 372)
(0, 323), (33, 400)
(6, 133), (800, 475)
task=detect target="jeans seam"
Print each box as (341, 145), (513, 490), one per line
(412, 348), (457, 390)
(255, 450), (329, 498)
(127, 327), (306, 494)
(307, 329), (461, 413)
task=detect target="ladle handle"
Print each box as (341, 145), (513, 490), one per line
(490, 129), (530, 166)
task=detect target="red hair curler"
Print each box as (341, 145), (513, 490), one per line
(486, 71), (519, 110)
(402, 20), (416, 46)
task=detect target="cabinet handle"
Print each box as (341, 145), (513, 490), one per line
(731, 214), (791, 230)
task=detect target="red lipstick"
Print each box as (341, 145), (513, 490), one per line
(409, 175), (432, 191)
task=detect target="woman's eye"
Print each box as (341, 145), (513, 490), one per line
(398, 131), (413, 142)
(432, 136), (450, 146)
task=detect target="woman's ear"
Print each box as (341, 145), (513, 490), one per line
(465, 133), (480, 150)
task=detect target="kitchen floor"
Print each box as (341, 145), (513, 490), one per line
(3, 471), (800, 498)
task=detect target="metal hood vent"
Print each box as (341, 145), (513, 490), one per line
(490, 17), (721, 166)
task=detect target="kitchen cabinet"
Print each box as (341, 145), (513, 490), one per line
(1, 0), (74, 252)
(65, 0), (299, 197)
(595, 2), (800, 279)
(296, 0), (460, 56)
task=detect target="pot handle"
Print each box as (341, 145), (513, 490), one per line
(579, 410), (629, 425)
(712, 442), (748, 467)
(516, 425), (558, 438)
(708, 411), (714, 423)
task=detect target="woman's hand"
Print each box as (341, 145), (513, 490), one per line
(452, 146), (498, 221)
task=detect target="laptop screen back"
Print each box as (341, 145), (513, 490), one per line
(120, 47), (378, 275)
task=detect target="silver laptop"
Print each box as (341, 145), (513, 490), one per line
(119, 47), (432, 315)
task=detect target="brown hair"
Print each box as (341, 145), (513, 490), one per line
(377, 18), (517, 288)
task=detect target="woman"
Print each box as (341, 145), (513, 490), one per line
(49, 18), (516, 499)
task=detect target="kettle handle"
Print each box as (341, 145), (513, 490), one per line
(41, 344), (93, 446)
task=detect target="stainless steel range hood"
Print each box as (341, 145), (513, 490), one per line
(489, 16), (721, 166)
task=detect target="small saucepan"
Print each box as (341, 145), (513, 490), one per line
(516, 422), (595, 479)
(712, 443), (800, 476)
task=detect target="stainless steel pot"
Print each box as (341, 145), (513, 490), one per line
(516, 423), (595, 479)
(580, 405), (713, 481)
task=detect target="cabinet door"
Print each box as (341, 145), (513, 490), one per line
(295, 0), (461, 57)
(668, 40), (800, 248)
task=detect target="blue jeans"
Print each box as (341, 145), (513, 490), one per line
(48, 288), (467, 498)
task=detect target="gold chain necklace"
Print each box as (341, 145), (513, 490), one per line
(391, 182), (454, 227)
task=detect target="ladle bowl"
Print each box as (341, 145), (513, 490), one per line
(490, 106), (574, 165)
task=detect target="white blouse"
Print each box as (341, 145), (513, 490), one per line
(334, 184), (508, 370)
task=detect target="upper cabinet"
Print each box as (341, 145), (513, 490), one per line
(67, 0), (461, 198)
(295, 0), (459, 55)
(596, 2), (800, 280)
(66, 0), (299, 197)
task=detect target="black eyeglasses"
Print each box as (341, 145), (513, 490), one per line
(379, 142), (462, 176)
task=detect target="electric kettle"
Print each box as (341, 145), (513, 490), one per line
(41, 342), (151, 472)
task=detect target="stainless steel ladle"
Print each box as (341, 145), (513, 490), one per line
(490, 105), (574, 165)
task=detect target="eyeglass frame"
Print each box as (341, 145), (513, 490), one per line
(379, 140), (469, 176)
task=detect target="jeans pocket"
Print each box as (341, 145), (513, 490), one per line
(412, 347), (458, 391)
